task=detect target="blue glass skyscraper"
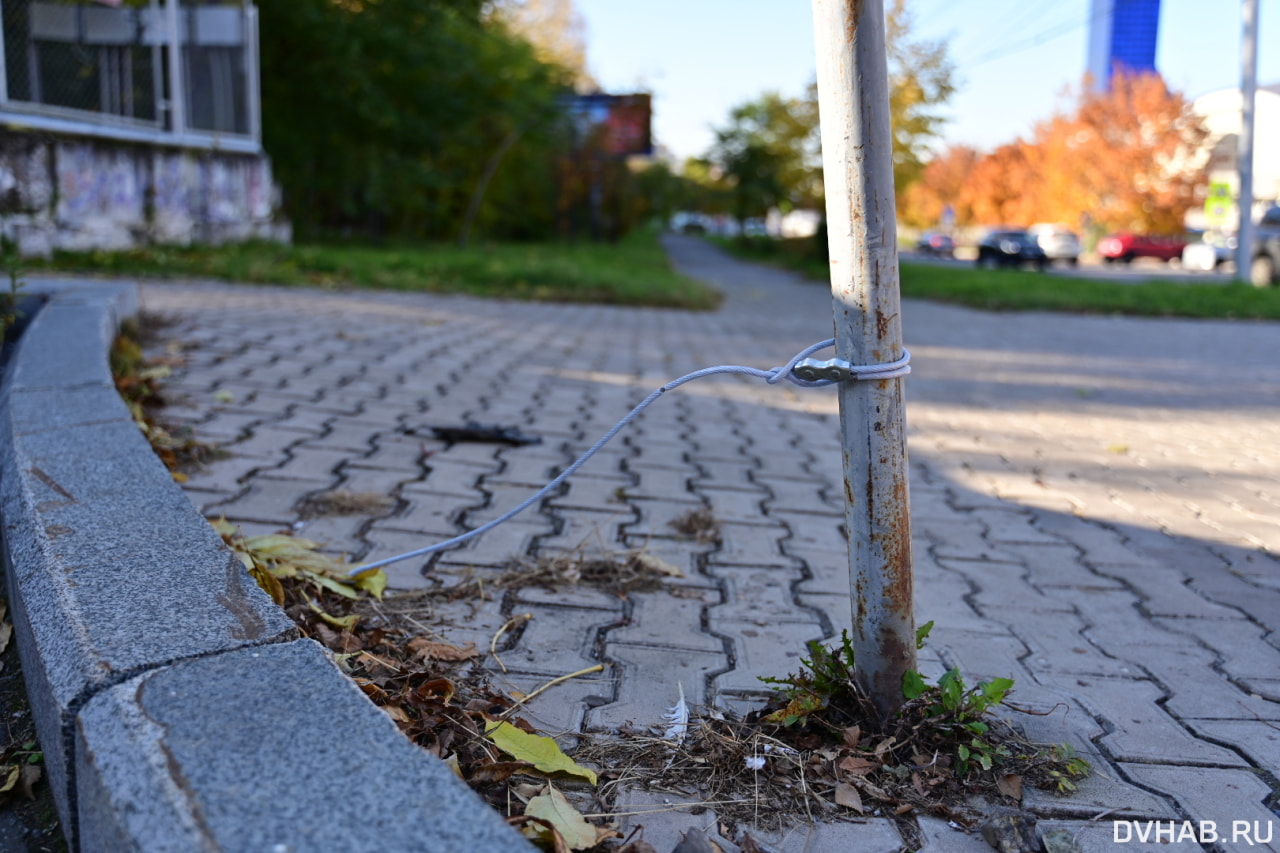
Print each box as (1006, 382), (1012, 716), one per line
(1087, 0), (1162, 89)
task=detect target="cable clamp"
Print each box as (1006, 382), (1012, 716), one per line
(791, 350), (911, 384)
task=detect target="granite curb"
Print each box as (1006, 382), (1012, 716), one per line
(0, 280), (534, 851)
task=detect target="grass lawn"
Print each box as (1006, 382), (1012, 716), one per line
(717, 236), (1280, 321)
(33, 228), (722, 311)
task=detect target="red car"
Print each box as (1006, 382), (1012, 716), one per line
(1097, 233), (1188, 264)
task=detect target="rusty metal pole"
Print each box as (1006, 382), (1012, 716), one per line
(811, 0), (915, 716)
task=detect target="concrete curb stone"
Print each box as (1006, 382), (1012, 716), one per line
(0, 280), (535, 851)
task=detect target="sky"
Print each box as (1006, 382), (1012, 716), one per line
(574, 0), (1280, 164)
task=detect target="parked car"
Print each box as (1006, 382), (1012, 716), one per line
(916, 232), (955, 257)
(1249, 204), (1280, 286)
(1027, 224), (1080, 266)
(1097, 233), (1187, 264)
(975, 229), (1048, 270)
(1181, 231), (1236, 272)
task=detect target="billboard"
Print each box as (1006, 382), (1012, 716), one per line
(563, 93), (652, 156)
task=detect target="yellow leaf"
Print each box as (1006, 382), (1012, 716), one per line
(485, 722), (597, 785)
(244, 534), (322, 555)
(306, 599), (359, 630)
(249, 567), (285, 605)
(350, 566), (386, 599)
(170, 471), (188, 483)
(0, 765), (18, 795)
(210, 517), (238, 537)
(305, 572), (361, 600)
(523, 785), (598, 851)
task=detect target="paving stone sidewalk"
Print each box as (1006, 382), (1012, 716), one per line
(141, 235), (1279, 852)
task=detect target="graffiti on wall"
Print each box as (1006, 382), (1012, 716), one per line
(0, 132), (285, 253)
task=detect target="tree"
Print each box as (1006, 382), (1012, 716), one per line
(915, 71), (1209, 234)
(705, 92), (820, 227)
(258, 0), (575, 240)
(898, 144), (979, 228)
(1030, 70), (1208, 234)
(488, 0), (595, 92)
(884, 0), (957, 191)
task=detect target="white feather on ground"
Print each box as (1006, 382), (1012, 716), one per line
(662, 682), (689, 743)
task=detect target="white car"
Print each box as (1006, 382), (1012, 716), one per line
(1182, 232), (1235, 272)
(1027, 224), (1081, 266)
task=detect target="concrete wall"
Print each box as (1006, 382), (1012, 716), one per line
(0, 129), (289, 256)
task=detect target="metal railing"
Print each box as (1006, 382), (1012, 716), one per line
(0, 0), (260, 152)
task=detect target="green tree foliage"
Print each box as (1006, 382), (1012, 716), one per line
(698, 1), (954, 224)
(884, 0), (956, 191)
(258, 0), (574, 240)
(705, 93), (820, 226)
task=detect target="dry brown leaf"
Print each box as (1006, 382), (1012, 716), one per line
(842, 725), (861, 748)
(834, 782), (864, 813)
(838, 755), (879, 776)
(382, 706), (411, 723)
(631, 553), (684, 578)
(408, 638), (479, 661)
(17, 765), (40, 801)
(469, 761), (537, 784)
(997, 773), (1024, 802)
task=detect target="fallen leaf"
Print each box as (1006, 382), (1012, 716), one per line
(469, 761), (537, 784)
(441, 754), (463, 779)
(834, 782), (864, 813)
(839, 755), (879, 776)
(382, 706), (410, 723)
(842, 725), (861, 748)
(486, 722), (597, 785)
(212, 389), (235, 403)
(0, 620), (12, 657)
(631, 553), (684, 577)
(524, 785), (597, 851)
(0, 765), (18, 795)
(997, 773), (1024, 802)
(407, 638), (479, 662)
(510, 815), (571, 853)
(17, 765), (40, 800)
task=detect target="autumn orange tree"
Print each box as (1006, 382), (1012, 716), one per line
(903, 71), (1208, 235)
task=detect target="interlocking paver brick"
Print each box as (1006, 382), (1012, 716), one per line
(268, 444), (358, 482)
(205, 476), (321, 525)
(496, 602), (618, 676)
(606, 591), (722, 653)
(708, 522), (795, 568)
(712, 620), (826, 695)
(588, 645), (726, 732)
(372, 491), (478, 537)
(707, 567), (810, 627)
(1066, 677), (1247, 766)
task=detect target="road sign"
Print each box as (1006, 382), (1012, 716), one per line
(1205, 181), (1233, 229)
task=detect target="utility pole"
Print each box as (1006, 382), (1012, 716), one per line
(810, 0), (915, 715)
(1236, 0), (1259, 281)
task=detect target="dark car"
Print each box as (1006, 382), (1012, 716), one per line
(1097, 233), (1187, 264)
(916, 232), (955, 257)
(1249, 205), (1280, 287)
(976, 229), (1048, 270)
